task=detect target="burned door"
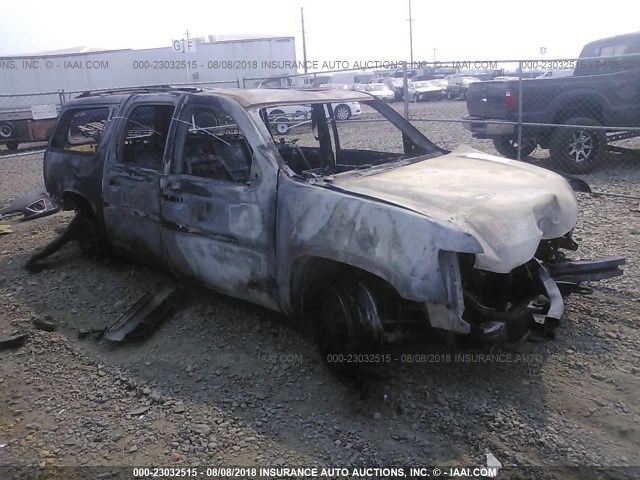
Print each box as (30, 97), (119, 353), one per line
(160, 96), (278, 310)
(102, 101), (176, 264)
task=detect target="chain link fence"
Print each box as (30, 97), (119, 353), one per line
(0, 79), (240, 152)
(247, 59), (640, 199)
(1, 60), (639, 200)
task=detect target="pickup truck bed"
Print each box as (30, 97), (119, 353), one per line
(463, 31), (640, 173)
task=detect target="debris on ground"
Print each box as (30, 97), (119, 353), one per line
(0, 333), (28, 350)
(104, 284), (183, 342)
(32, 316), (57, 332)
(0, 185), (58, 221)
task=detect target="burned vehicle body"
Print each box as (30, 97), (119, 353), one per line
(43, 86), (623, 358)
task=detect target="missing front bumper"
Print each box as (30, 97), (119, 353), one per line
(459, 254), (625, 345)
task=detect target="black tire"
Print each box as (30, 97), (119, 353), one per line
(0, 122), (14, 139)
(492, 136), (537, 159)
(334, 104), (351, 121)
(5, 140), (19, 151)
(549, 117), (607, 174)
(316, 280), (383, 373)
(269, 109), (285, 116)
(75, 212), (108, 259)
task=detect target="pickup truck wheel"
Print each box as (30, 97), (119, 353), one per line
(550, 117), (606, 174)
(0, 122), (14, 139)
(492, 136), (537, 159)
(316, 281), (383, 373)
(5, 140), (19, 151)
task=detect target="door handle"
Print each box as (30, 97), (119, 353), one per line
(162, 194), (184, 203)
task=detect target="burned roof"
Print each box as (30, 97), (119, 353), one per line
(196, 88), (372, 108)
(63, 86), (372, 110)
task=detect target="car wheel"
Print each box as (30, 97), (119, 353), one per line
(75, 211), (108, 259)
(316, 280), (383, 374)
(334, 104), (351, 121)
(0, 122), (14, 139)
(492, 136), (537, 159)
(5, 140), (19, 151)
(549, 117), (607, 174)
(270, 109), (285, 116)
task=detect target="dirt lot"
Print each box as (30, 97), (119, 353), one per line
(1, 100), (639, 479)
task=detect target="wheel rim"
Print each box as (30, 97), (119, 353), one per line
(276, 123), (288, 134)
(335, 107), (349, 120)
(0, 125), (11, 138)
(568, 130), (594, 164)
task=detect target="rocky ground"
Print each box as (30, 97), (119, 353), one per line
(1, 101), (639, 479)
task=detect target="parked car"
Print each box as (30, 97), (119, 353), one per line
(266, 101), (361, 133)
(43, 86), (623, 368)
(536, 69), (574, 78)
(363, 83), (396, 102)
(446, 76), (482, 100)
(463, 31), (640, 173)
(409, 79), (448, 102)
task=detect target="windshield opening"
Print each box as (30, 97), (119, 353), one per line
(260, 99), (442, 177)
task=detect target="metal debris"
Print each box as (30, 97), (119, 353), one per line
(0, 186), (59, 221)
(104, 284), (183, 342)
(0, 333), (28, 350)
(32, 317), (57, 332)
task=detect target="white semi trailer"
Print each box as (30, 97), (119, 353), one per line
(0, 36), (297, 150)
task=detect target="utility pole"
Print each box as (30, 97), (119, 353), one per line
(408, 0), (414, 66)
(433, 48), (436, 63)
(301, 8), (308, 74)
(184, 29), (191, 83)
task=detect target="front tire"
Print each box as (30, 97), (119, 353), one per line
(549, 116), (607, 174)
(492, 136), (537, 159)
(5, 140), (19, 151)
(316, 280), (383, 373)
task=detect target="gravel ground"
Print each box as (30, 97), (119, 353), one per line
(1, 101), (639, 478)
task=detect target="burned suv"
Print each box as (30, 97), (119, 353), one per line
(43, 86), (623, 363)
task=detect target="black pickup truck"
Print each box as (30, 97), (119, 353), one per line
(463, 31), (640, 173)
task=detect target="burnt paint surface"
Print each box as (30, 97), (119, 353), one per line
(274, 172), (482, 319)
(158, 95), (280, 310)
(43, 89), (576, 336)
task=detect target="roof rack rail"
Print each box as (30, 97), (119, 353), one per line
(76, 84), (203, 98)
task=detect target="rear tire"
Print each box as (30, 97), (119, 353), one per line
(549, 116), (606, 174)
(492, 136), (537, 159)
(5, 140), (19, 151)
(75, 211), (108, 259)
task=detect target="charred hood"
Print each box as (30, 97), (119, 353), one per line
(333, 146), (579, 273)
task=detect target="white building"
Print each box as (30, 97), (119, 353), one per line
(0, 35), (298, 97)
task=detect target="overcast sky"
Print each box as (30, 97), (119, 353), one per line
(1, 0), (637, 62)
